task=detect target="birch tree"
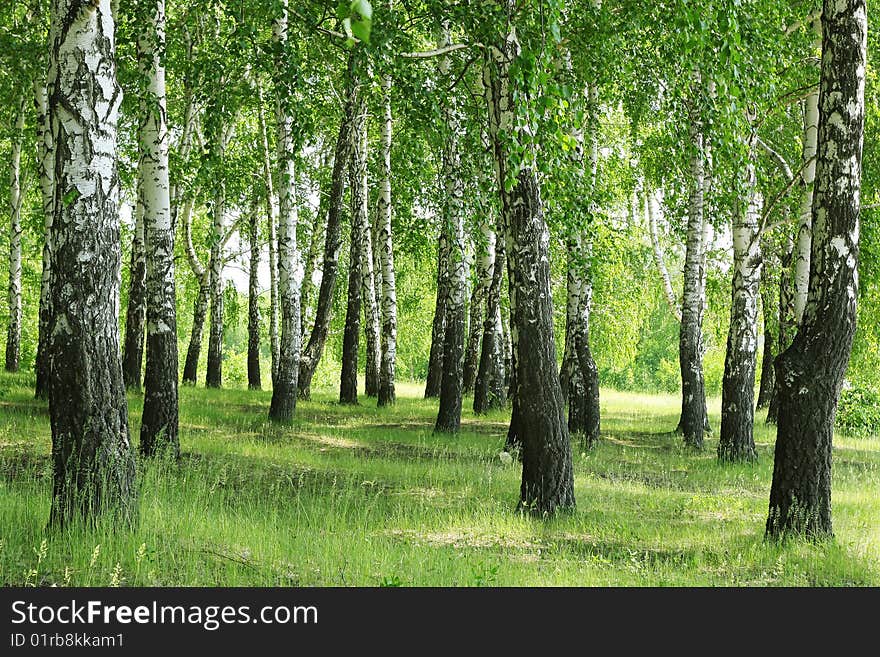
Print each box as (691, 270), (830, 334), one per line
(47, 0), (136, 527)
(121, 196), (146, 390)
(34, 79), (54, 398)
(4, 94), (25, 373)
(767, 0), (866, 538)
(138, 0), (179, 457)
(435, 28), (467, 434)
(268, 0), (304, 422)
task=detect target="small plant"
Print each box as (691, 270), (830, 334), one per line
(379, 574), (402, 587)
(836, 385), (880, 436)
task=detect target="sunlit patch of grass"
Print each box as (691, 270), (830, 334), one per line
(0, 370), (877, 586)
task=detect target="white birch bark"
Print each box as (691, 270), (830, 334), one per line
(34, 78), (54, 396)
(5, 94), (25, 372)
(257, 87), (280, 380)
(268, 0), (303, 421)
(646, 189), (682, 322)
(795, 24), (821, 324)
(137, 0), (178, 456)
(377, 69), (398, 406)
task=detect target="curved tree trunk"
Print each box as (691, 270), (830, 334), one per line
(138, 0), (179, 458)
(677, 74), (709, 449)
(424, 228), (449, 398)
(5, 94), (25, 373)
(767, 0), (865, 539)
(121, 200), (146, 390)
(473, 235), (506, 414)
(646, 189), (682, 322)
(377, 71), (398, 407)
(269, 1), (303, 422)
(34, 80), (54, 398)
(718, 150), (762, 463)
(485, 30), (574, 514)
(463, 227), (493, 394)
(247, 207), (261, 390)
(299, 62), (353, 399)
(47, 0), (137, 528)
(181, 193), (206, 384)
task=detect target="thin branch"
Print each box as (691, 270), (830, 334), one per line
(756, 136), (794, 182)
(759, 155), (816, 232)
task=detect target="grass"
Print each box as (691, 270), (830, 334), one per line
(0, 371), (878, 586)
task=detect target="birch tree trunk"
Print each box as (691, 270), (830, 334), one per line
(340, 59), (366, 406)
(5, 94), (25, 373)
(756, 283), (776, 409)
(121, 199), (146, 389)
(424, 228), (449, 398)
(565, 84), (600, 447)
(181, 196), (208, 384)
(269, 0), (303, 422)
(718, 147), (762, 463)
(677, 75), (710, 449)
(204, 117), (229, 389)
(473, 232), (506, 414)
(257, 88), (280, 381)
(354, 108), (381, 399)
(646, 190), (682, 322)
(138, 0), (179, 458)
(47, 0), (136, 528)
(247, 206), (261, 390)
(794, 21), (822, 324)
(34, 79), (54, 398)
(767, 0), (866, 538)
(766, 233), (795, 423)
(300, 161), (328, 341)
(435, 32), (467, 434)
(300, 58), (354, 399)
(463, 226), (493, 394)
(377, 70), (398, 407)
(484, 26), (574, 514)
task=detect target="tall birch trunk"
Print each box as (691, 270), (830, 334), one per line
(424, 228), (449, 398)
(300, 59), (354, 399)
(247, 205), (261, 390)
(646, 190), (682, 322)
(34, 79), (54, 398)
(794, 20), (822, 325)
(181, 195), (208, 384)
(463, 226), (493, 394)
(257, 88), (280, 381)
(121, 198), (146, 389)
(677, 74), (710, 449)
(5, 94), (25, 373)
(718, 145), (762, 463)
(435, 30), (467, 434)
(377, 70), (398, 407)
(484, 23), (574, 514)
(354, 107), (381, 399)
(269, 0), (303, 422)
(138, 0), (179, 457)
(204, 131), (227, 389)
(473, 231), (506, 414)
(47, 0), (136, 527)
(767, 0), (866, 538)
(756, 282), (776, 409)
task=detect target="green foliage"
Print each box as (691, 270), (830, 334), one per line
(837, 385), (880, 438)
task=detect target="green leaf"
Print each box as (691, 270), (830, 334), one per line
(350, 0), (372, 21)
(61, 187), (80, 207)
(351, 18), (371, 44)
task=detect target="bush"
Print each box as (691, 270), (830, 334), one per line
(836, 384), (880, 437)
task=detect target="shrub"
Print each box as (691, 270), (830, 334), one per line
(836, 384), (880, 437)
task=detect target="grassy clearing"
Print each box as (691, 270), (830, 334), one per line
(0, 372), (878, 586)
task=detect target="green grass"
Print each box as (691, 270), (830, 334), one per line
(1, 372), (878, 586)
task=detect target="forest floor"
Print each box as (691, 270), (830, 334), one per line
(0, 371), (878, 586)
